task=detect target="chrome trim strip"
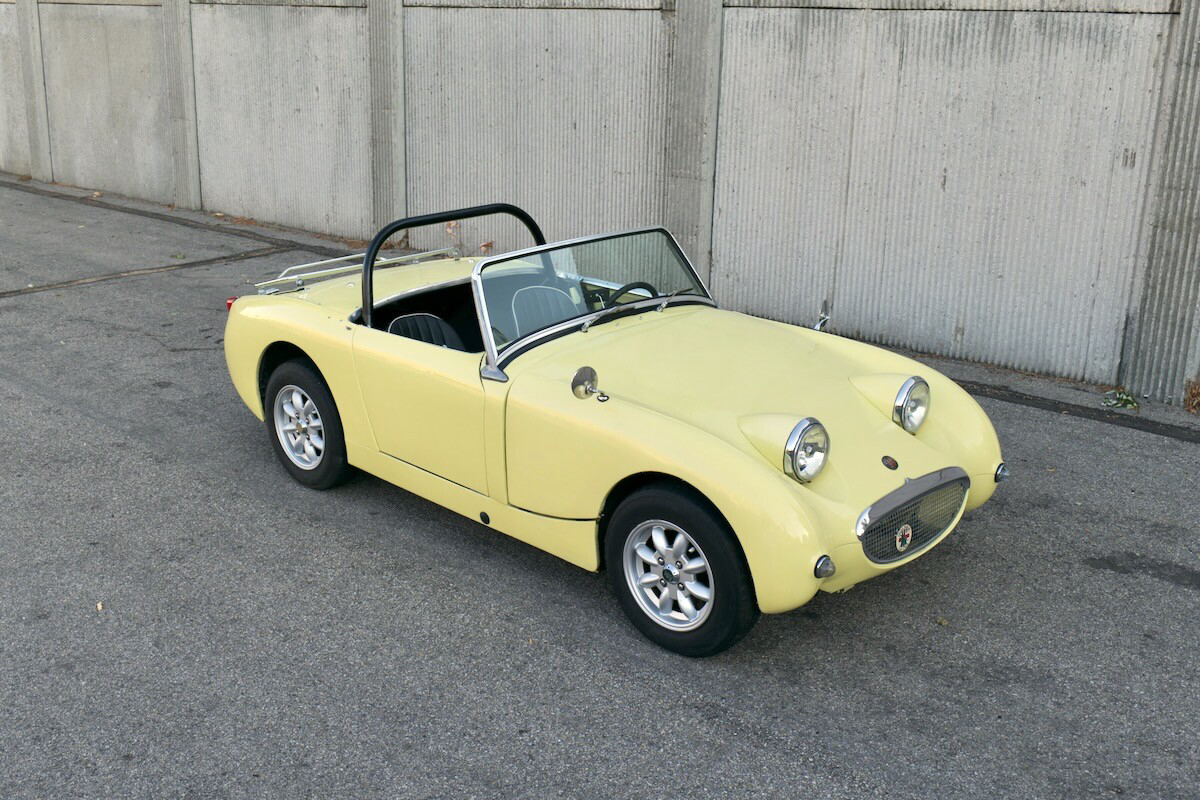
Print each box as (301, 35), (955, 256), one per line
(470, 267), (505, 381)
(471, 227), (715, 380)
(854, 466), (970, 541)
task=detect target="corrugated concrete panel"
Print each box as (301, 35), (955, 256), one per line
(1124, 1), (1200, 401)
(189, 0), (362, 6)
(46, 0), (158, 6)
(404, 7), (669, 251)
(712, 8), (1170, 384)
(191, 1), (365, 7)
(406, 1), (662, 9)
(191, 3), (373, 239)
(0, 4), (31, 175)
(711, 11), (861, 332)
(724, 1), (1178, 12)
(39, 3), (174, 202)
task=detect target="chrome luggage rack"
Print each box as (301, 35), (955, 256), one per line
(255, 247), (458, 294)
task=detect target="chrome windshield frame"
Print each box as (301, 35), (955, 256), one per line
(470, 227), (715, 382)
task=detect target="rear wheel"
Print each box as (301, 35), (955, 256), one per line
(264, 359), (350, 490)
(605, 484), (759, 656)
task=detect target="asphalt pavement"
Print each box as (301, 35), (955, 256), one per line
(2, 175), (1198, 799)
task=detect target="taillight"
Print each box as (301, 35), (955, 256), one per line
(226, 297), (237, 311)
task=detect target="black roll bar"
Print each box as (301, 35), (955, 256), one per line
(360, 203), (546, 329)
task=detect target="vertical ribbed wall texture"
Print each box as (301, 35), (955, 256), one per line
(1123, 2), (1200, 401)
(712, 8), (1171, 385)
(0, 5), (31, 175)
(403, 6), (669, 252)
(191, 3), (373, 239)
(724, 1), (1176, 11)
(39, 3), (174, 203)
(0, 1), (1195, 400)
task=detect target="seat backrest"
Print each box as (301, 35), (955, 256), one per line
(387, 313), (466, 351)
(511, 285), (581, 338)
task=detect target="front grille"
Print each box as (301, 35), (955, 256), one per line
(861, 476), (969, 564)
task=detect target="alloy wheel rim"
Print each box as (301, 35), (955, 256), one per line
(272, 384), (324, 470)
(622, 520), (714, 632)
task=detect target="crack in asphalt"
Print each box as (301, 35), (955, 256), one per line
(0, 246), (295, 299)
(958, 380), (1200, 445)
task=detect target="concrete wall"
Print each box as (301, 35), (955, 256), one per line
(39, 2), (174, 203)
(0, 0), (1196, 402)
(712, 8), (1170, 385)
(191, 3), (373, 238)
(0, 2), (31, 176)
(403, 6), (669, 250)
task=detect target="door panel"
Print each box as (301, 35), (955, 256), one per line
(352, 326), (488, 494)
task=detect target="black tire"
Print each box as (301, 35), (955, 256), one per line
(263, 359), (351, 490)
(605, 484), (759, 656)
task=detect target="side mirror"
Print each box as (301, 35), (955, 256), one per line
(571, 366), (608, 402)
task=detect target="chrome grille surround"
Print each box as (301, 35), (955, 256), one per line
(856, 467), (971, 565)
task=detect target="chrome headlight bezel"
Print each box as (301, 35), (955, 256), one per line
(893, 376), (931, 434)
(784, 417), (829, 483)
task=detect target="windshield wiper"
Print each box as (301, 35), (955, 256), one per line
(581, 288), (702, 332)
(581, 302), (644, 332)
(656, 287), (695, 311)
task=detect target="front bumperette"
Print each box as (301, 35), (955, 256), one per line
(814, 466), (972, 591)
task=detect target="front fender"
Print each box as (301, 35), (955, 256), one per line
(504, 371), (828, 613)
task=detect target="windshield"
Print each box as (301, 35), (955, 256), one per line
(477, 229), (707, 352)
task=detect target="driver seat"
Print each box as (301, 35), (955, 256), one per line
(512, 285), (581, 338)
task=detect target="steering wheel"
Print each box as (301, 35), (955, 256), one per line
(606, 281), (658, 308)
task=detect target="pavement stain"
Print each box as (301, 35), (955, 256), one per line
(1084, 552), (1200, 592)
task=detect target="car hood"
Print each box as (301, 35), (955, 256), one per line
(519, 304), (902, 431)
(515, 304), (992, 507)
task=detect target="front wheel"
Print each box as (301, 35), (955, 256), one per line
(264, 359), (351, 490)
(605, 485), (759, 656)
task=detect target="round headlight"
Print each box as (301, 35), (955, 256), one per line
(784, 418), (829, 483)
(893, 376), (931, 434)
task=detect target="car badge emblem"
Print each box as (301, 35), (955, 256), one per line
(882, 455), (898, 470)
(895, 524), (913, 552)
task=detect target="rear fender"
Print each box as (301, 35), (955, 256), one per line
(224, 296), (376, 452)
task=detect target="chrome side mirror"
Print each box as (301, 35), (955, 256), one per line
(571, 366), (608, 401)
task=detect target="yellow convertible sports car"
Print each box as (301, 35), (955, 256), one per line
(224, 204), (1007, 656)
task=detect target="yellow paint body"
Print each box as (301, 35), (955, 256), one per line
(225, 258), (1003, 614)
